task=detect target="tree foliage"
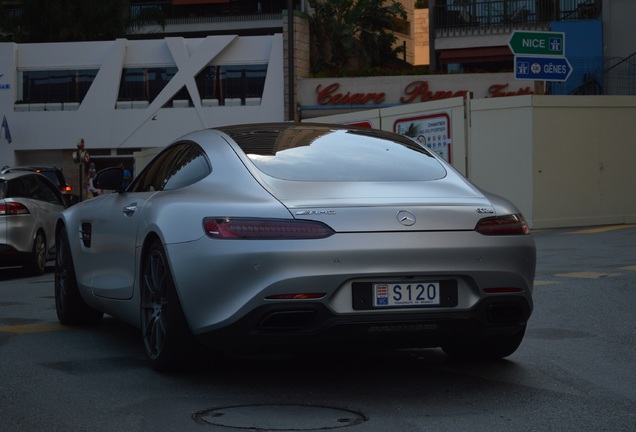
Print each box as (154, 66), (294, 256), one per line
(308, 0), (407, 74)
(0, 0), (164, 43)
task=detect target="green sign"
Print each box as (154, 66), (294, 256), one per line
(508, 31), (565, 56)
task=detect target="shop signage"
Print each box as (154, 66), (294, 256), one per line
(314, 81), (533, 107)
(400, 81), (468, 103)
(316, 83), (386, 105)
(394, 112), (452, 163)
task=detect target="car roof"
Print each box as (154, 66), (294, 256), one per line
(0, 170), (38, 181)
(3, 165), (63, 173)
(0, 170), (52, 183)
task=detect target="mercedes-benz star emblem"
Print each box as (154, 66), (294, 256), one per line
(397, 210), (416, 226)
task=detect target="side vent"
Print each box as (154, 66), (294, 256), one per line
(80, 223), (92, 248)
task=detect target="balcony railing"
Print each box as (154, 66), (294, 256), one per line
(130, 0), (295, 27)
(433, 0), (601, 37)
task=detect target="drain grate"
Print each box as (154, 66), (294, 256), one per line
(193, 404), (368, 430)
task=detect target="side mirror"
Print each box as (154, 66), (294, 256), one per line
(93, 167), (124, 192)
(63, 194), (80, 207)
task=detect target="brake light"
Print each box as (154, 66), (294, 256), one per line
(475, 214), (530, 235)
(0, 202), (30, 215)
(203, 218), (334, 239)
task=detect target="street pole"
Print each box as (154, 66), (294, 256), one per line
(287, 0), (295, 121)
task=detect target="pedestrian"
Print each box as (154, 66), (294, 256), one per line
(87, 165), (101, 198)
(120, 162), (132, 190)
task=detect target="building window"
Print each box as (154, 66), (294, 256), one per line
(17, 63), (268, 110)
(18, 70), (98, 105)
(196, 64), (267, 106)
(118, 67), (177, 105)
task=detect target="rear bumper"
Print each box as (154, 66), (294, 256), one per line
(196, 295), (532, 352)
(0, 244), (29, 267)
(168, 230), (536, 337)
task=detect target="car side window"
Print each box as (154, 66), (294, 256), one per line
(129, 142), (210, 192)
(21, 175), (43, 200)
(34, 176), (65, 206)
(6, 178), (26, 198)
(41, 171), (61, 188)
(18, 175), (64, 205)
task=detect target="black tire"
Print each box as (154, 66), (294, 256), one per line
(55, 226), (103, 325)
(141, 239), (199, 372)
(441, 325), (527, 361)
(26, 231), (47, 276)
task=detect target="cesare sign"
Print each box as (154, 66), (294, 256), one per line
(314, 81), (533, 106)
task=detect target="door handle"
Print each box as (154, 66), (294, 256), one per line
(123, 205), (137, 216)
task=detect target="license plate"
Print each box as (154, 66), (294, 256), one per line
(373, 282), (440, 307)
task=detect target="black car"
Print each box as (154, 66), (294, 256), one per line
(1, 166), (79, 206)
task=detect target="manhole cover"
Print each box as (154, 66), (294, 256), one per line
(193, 404), (368, 430)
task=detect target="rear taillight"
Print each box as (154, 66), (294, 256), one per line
(475, 214), (530, 235)
(0, 202), (30, 216)
(203, 218), (334, 240)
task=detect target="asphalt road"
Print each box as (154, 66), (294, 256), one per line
(1, 225), (635, 432)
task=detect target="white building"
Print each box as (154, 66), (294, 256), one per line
(0, 35), (284, 181)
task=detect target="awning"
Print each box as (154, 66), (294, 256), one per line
(438, 46), (513, 64)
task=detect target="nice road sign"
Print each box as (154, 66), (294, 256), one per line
(508, 31), (565, 56)
(515, 56), (573, 82)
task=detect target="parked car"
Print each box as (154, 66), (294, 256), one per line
(1, 170), (67, 275)
(54, 123), (536, 371)
(1, 166), (79, 206)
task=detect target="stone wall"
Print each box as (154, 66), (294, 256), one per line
(414, 8), (430, 66)
(283, 11), (310, 121)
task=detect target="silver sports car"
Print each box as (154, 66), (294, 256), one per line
(55, 123), (536, 371)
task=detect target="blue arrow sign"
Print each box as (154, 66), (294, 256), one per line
(514, 56), (573, 82)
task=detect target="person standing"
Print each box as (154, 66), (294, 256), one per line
(120, 162), (132, 190)
(87, 165), (101, 198)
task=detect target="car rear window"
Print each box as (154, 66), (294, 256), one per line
(40, 171), (62, 188)
(222, 125), (447, 182)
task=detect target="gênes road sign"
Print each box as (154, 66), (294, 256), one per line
(514, 56), (573, 82)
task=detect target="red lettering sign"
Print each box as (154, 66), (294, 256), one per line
(487, 84), (533, 97)
(400, 81), (468, 103)
(315, 81), (533, 106)
(316, 83), (385, 106)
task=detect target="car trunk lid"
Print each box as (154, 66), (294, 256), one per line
(260, 177), (494, 232)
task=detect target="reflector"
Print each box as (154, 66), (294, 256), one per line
(265, 293), (326, 300)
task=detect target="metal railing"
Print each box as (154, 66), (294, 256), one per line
(433, 0), (601, 36)
(130, 0), (291, 26)
(549, 54), (636, 96)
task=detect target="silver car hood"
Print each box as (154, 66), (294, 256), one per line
(258, 176), (493, 232)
